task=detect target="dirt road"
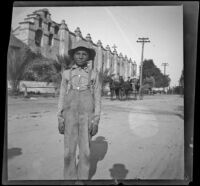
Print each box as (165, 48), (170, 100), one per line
(7, 94), (184, 180)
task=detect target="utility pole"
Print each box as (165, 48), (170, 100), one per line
(137, 37), (150, 99)
(161, 62), (168, 76)
(161, 62), (169, 93)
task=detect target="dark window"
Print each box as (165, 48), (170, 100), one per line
(44, 11), (48, 18)
(48, 34), (53, 46)
(35, 29), (43, 47)
(117, 62), (120, 74)
(111, 59), (113, 71)
(39, 18), (42, 27)
(48, 22), (51, 31)
(54, 26), (59, 35)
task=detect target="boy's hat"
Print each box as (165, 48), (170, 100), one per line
(68, 40), (96, 61)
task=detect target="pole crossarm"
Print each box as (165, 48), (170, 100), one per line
(138, 37), (149, 40)
(161, 62), (169, 76)
(137, 38), (150, 43)
(137, 40), (150, 43)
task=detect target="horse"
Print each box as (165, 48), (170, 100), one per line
(109, 76), (124, 100)
(115, 76), (130, 101)
(118, 76), (125, 100)
(123, 80), (133, 100)
(132, 79), (140, 100)
(114, 77), (137, 100)
(109, 78), (115, 100)
(113, 80), (121, 100)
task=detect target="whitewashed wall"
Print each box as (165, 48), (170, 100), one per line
(7, 81), (56, 93)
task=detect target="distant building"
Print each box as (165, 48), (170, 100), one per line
(12, 8), (137, 80)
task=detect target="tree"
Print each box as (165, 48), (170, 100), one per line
(99, 69), (112, 86)
(7, 40), (37, 93)
(23, 56), (56, 82)
(163, 74), (171, 88)
(143, 76), (155, 88)
(98, 68), (114, 95)
(22, 55), (67, 97)
(142, 59), (171, 88)
(49, 55), (73, 90)
(23, 54), (72, 86)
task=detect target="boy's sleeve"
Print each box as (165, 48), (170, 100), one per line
(57, 71), (68, 117)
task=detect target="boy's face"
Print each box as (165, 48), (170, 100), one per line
(73, 49), (89, 66)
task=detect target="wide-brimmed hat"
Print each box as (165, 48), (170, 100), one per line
(68, 40), (96, 61)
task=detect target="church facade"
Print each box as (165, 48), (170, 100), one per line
(12, 8), (137, 80)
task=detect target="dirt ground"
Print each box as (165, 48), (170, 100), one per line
(7, 94), (184, 181)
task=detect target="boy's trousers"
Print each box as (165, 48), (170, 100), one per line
(62, 88), (94, 180)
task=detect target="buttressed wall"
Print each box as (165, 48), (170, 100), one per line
(12, 8), (137, 80)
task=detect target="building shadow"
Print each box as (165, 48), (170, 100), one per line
(109, 163), (129, 180)
(89, 136), (108, 180)
(8, 147), (22, 159)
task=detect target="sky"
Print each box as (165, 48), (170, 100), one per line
(11, 6), (183, 86)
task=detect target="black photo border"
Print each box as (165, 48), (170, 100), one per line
(2, 1), (198, 185)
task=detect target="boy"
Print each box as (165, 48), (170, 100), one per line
(57, 40), (102, 180)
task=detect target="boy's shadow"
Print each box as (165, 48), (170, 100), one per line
(89, 136), (108, 180)
(109, 163), (129, 180)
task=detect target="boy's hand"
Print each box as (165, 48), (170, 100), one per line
(58, 115), (65, 134)
(91, 124), (98, 137)
(90, 115), (100, 137)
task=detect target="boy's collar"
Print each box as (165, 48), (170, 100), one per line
(71, 63), (88, 70)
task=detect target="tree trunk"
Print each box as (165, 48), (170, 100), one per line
(24, 86), (28, 97)
(11, 80), (19, 94)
